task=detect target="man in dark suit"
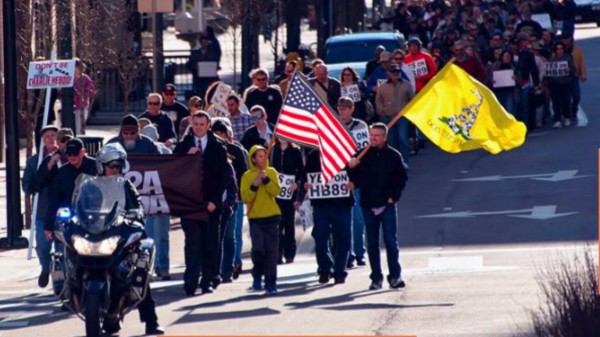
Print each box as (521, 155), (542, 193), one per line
(173, 111), (228, 295)
(309, 64), (342, 111)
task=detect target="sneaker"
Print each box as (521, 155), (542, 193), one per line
(318, 273), (331, 284)
(200, 286), (213, 294)
(552, 121), (562, 129)
(145, 322), (165, 335)
(265, 284), (278, 295)
(356, 256), (366, 266)
(389, 277), (406, 289)
(564, 118), (571, 127)
(38, 271), (49, 288)
(232, 263), (242, 280)
(252, 277), (262, 291)
(102, 319), (121, 334)
(156, 268), (172, 281)
(221, 275), (233, 284)
(369, 280), (383, 290)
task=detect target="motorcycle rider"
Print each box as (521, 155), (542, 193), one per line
(93, 143), (165, 335)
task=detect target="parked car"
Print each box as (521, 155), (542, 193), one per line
(323, 31), (406, 65)
(574, 0), (600, 26)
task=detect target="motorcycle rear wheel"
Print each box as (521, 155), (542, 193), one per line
(85, 292), (101, 337)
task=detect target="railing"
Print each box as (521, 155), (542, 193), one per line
(93, 52), (193, 115)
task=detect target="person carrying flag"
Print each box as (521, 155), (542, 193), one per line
(348, 123), (408, 290)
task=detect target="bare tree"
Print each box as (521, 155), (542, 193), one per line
(15, 0), (60, 228)
(222, 0), (244, 88)
(73, 0), (146, 115)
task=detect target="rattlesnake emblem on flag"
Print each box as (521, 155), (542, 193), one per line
(439, 88), (483, 141)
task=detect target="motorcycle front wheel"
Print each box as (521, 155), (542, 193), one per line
(85, 292), (101, 337)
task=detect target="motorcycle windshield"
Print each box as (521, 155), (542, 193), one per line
(73, 175), (128, 235)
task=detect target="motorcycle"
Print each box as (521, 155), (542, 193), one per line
(51, 175), (155, 337)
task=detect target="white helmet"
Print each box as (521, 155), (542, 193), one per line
(95, 143), (130, 175)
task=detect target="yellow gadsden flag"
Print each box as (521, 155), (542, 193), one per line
(402, 63), (527, 154)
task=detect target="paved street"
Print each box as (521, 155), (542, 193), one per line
(0, 24), (598, 337)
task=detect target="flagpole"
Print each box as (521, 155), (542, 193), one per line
(355, 58), (456, 161)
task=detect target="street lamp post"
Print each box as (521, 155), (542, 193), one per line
(0, 0), (28, 249)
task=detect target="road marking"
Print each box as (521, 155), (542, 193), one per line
(415, 205), (577, 220)
(428, 256), (483, 270)
(453, 170), (592, 182)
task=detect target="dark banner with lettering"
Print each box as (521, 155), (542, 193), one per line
(125, 154), (207, 221)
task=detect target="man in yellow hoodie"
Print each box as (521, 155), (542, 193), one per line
(240, 145), (282, 294)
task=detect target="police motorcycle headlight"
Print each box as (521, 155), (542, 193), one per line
(57, 207), (72, 220)
(72, 235), (120, 256)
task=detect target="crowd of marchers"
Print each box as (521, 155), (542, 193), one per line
(21, 0), (588, 333)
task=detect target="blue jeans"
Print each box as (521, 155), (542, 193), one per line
(351, 189), (366, 258)
(494, 89), (515, 115)
(562, 20), (575, 38)
(145, 214), (170, 271)
(234, 201), (244, 266)
(311, 206), (351, 277)
(362, 204), (401, 282)
(220, 207), (236, 277)
(36, 219), (62, 273)
(380, 115), (409, 164)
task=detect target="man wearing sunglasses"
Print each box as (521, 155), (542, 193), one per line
(243, 68), (283, 125)
(240, 105), (275, 152)
(45, 138), (97, 245)
(160, 84), (189, 139)
(138, 93), (177, 148)
(108, 114), (160, 154)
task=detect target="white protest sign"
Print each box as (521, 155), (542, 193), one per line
(341, 84), (361, 102)
(351, 129), (369, 150)
(197, 61), (218, 77)
(492, 69), (516, 88)
(211, 82), (232, 117)
(209, 81), (249, 118)
(408, 59), (429, 78)
(307, 171), (350, 199)
(545, 61), (569, 77)
(277, 173), (296, 200)
(532, 13), (553, 30)
(27, 59), (76, 89)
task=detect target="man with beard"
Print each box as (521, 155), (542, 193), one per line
(107, 114), (160, 155)
(107, 115), (174, 279)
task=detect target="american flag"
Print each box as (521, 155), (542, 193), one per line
(275, 74), (357, 183)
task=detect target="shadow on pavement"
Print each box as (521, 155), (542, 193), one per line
(173, 307), (280, 325)
(321, 302), (455, 311)
(285, 289), (396, 310)
(0, 293), (72, 331)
